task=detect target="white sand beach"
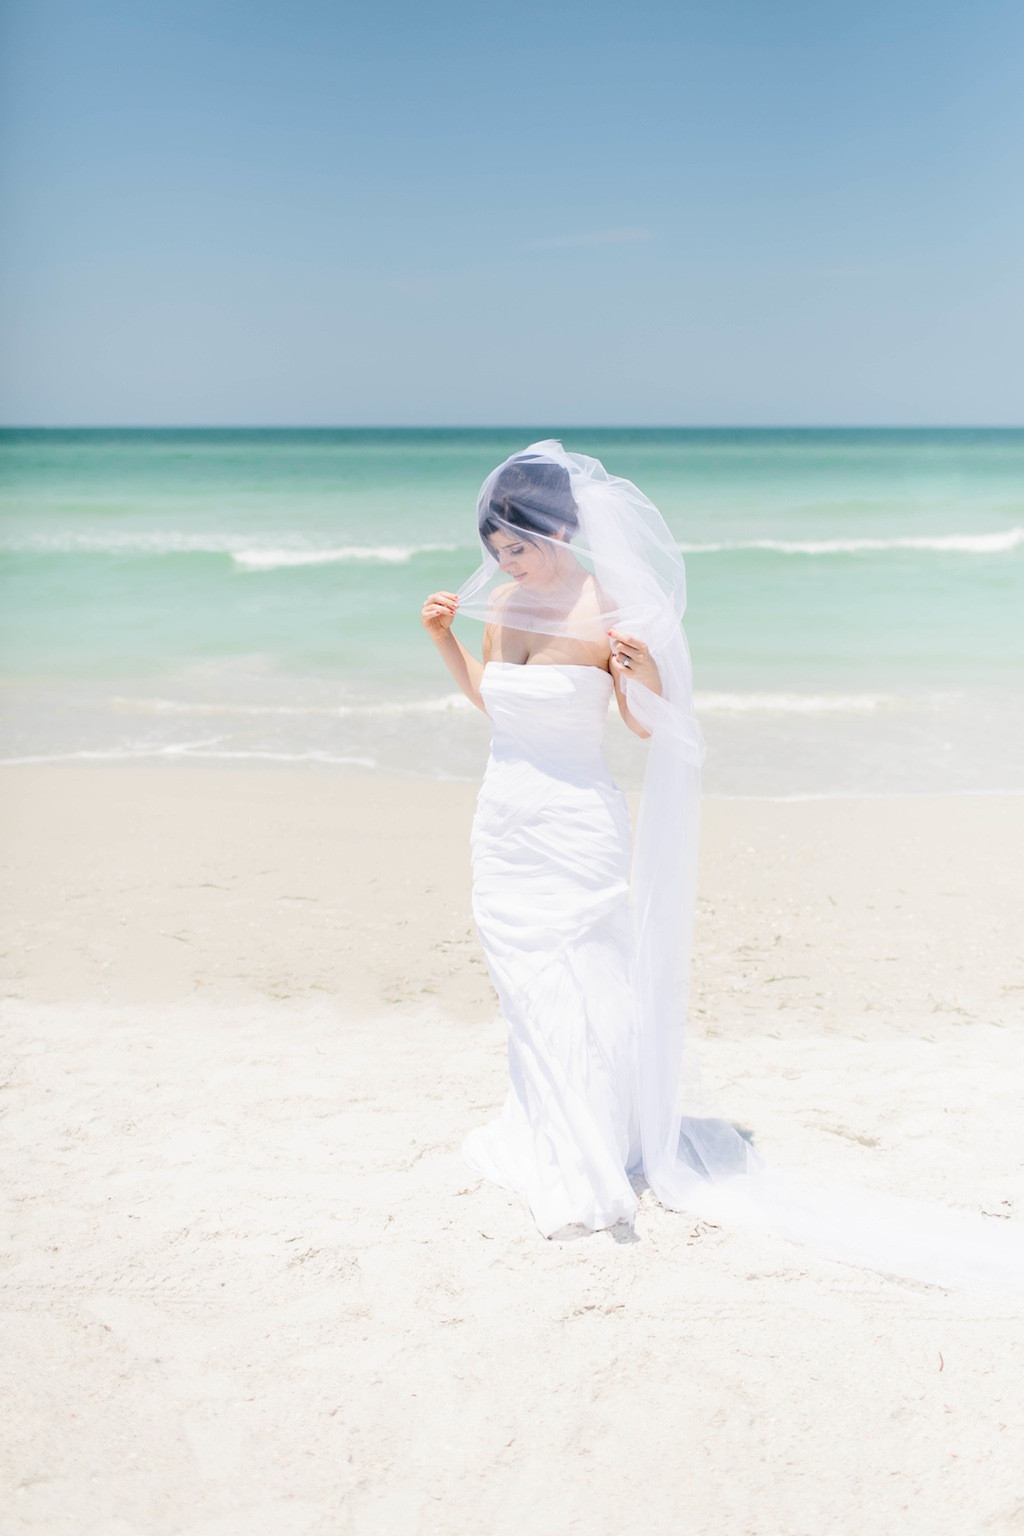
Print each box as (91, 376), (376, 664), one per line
(2, 768), (1023, 1535)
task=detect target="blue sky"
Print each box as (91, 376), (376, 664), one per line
(2, 0), (1022, 425)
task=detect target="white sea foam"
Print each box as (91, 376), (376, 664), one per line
(679, 528), (1024, 555)
(232, 543), (454, 569)
(108, 693), (475, 718)
(2, 530), (455, 564)
(109, 690), (955, 720)
(106, 690), (930, 721)
(0, 744), (377, 767)
(694, 691), (901, 714)
(108, 696), (340, 717)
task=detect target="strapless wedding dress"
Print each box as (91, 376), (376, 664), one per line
(464, 661), (642, 1236)
(462, 662), (1024, 1295)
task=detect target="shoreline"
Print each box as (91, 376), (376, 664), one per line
(4, 672), (1023, 798)
(3, 753), (1024, 801)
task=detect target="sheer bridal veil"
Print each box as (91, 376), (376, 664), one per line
(457, 441), (1024, 1297)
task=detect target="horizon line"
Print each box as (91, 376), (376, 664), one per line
(2, 422), (1023, 433)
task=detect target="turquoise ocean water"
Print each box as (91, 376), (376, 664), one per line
(1, 428), (1021, 796)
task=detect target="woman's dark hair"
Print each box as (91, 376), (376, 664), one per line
(479, 456), (579, 546)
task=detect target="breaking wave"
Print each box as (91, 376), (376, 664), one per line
(679, 528), (1024, 556)
(108, 693), (476, 718)
(107, 691), (931, 720)
(232, 544), (454, 569)
(0, 530), (455, 565)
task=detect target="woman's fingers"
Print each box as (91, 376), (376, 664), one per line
(422, 593), (459, 621)
(607, 630), (661, 696)
(608, 631), (647, 659)
(421, 590), (459, 632)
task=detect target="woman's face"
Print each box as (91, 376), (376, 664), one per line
(488, 528), (563, 588)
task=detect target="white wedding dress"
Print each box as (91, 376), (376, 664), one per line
(462, 661), (1024, 1294)
(463, 660), (644, 1236)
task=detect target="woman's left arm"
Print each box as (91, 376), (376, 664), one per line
(608, 629), (660, 739)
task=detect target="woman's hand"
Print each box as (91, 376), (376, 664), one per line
(421, 590), (487, 713)
(421, 591), (459, 643)
(608, 629), (661, 695)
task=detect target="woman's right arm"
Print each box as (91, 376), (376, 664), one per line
(421, 591), (487, 712)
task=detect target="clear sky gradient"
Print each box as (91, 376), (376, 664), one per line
(2, 0), (1022, 425)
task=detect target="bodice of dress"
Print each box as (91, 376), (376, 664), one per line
(480, 662), (615, 782)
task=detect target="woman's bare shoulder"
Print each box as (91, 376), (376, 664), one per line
(487, 581), (519, 613)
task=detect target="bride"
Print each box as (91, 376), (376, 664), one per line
(421, 441), (1024, 1291)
